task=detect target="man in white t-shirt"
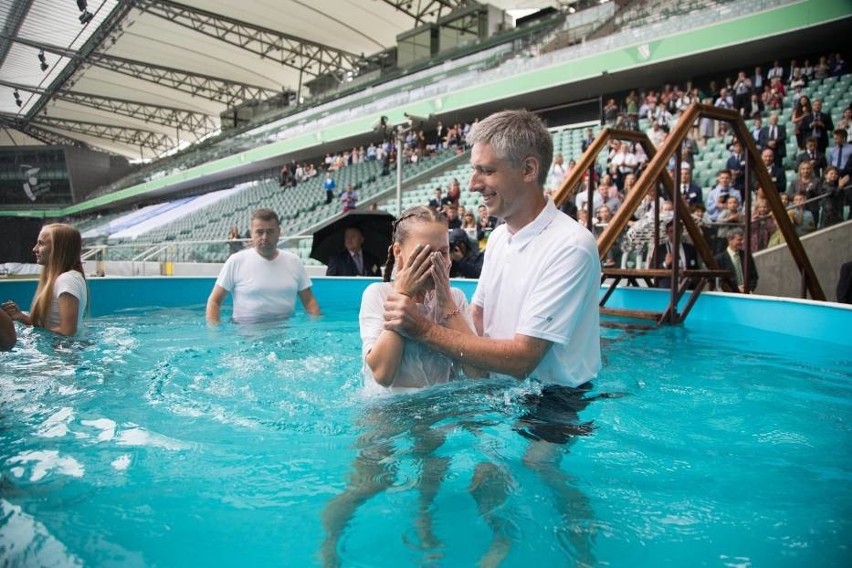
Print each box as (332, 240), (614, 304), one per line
(206, 209), (321, 324)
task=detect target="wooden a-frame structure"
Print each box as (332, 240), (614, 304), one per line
(552, 102), (825, 324)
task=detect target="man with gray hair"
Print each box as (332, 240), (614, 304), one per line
(385, 109), (600, 386)
(384, 108), (601, 564)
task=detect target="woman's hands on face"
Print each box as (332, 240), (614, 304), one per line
(430, 251), (453, 309)
(393, 244), (433, 297)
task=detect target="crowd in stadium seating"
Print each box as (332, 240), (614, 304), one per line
(541, 52), (850, 271)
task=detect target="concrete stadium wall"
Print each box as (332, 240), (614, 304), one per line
(753, 220), (852, 302)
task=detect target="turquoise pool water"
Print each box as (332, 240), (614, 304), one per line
(0, 279), (850, 567)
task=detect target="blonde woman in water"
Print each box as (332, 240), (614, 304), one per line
(2, 223), (88, 336)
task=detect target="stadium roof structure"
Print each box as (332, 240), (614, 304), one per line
(0, 0), (558, 160)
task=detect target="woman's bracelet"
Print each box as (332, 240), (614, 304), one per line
(442, 305), (460, 324)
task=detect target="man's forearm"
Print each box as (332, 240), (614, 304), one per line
(206, 301), (221, 324)
(414, 320), (546, 380)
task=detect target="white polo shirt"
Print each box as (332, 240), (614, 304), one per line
(215, 248), (311, 324)
(472, 198), (601, 387)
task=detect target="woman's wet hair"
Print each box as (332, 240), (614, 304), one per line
(383, 206), (447, 282)
(30, 224), (85, 327)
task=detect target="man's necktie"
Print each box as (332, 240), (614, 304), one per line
(354, 253), (363, 275)
(731, 251), (744, 286)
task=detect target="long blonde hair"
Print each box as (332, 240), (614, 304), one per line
(30, 224), (85, 328)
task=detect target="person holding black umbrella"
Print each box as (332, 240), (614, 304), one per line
(325, 227), (382, 277)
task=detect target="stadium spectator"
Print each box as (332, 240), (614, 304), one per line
(461, 211), (477, 231)
(746, 93), (764, 119)
(608, 142), (638, 189)
(766, 60), (784, 82)
(830, 53), (847, 76)
(714, 228), (758, 293)
(792, 95), (812, 150)
(597, 174), (622, 213)
(206, 209), (320, 324)
(750, 198), (778, 252)
(828, 129), (852, 178)
(476, 204), (498, 246)
(751, 116), (763, 142)
(758, 112), (786, 166)
(716, 195), (743, 239)
(789, 191), (815, 236)
(340, 184), (358, 212)
(732, 71), (752, 115)
(725, 140), (747, 192)
(804, 99), (834, 153)
(445, 179), (462, 207)
(752, 65), (765, 91)
(227, 225), (243, 256)
(801, 59), (814, 81)
(836, 106), (852, 139)
(706, 170), (741, 222)
(445, 204), (461, 229)
(646, 121), (665, 148)
(817, 166), (845, 229)
(625, 91), (639, 119)
(2, 224), (87, 337)
(603, 98), (619, 125)
(428, 187), (443, 210)
(759, 148), (787, 196)
(323, 172), (336, 204)
(448, 228), (483, 279)
(653, 219), (698, 288)
(796, 137), (827, 179)
(326, 227), (382, 277)
(580, 127), (595, 153)
(547, 153), (569, 191)
(679, 166), (704, 206)
(814, 56), (830, 79)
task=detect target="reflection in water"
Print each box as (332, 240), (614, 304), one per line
(321, 380), (603, 567)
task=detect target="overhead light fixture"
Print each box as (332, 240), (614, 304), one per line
(77, 0), (93, 24)
(38, 49), (48, 72)
(14, 89), (23, 108)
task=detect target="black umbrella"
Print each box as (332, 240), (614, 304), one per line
(310, 210), (395, 267)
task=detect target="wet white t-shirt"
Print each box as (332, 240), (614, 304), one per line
(215, 248), (311, 323)
(359, 282), (472, 392)
(47, 270), (87, 333)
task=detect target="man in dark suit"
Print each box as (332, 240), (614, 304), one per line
(802, 99), (834, 153)
(653, 220), (699, 289)
(725, 140), (747, 192)
(713, 227), (758, 293)
(678, 166), (704, 206)
(795, 137), (828, 178)
(758, 113), (787, 167)
(325, 227), (383, 277)
(760, 148), (786, 196)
